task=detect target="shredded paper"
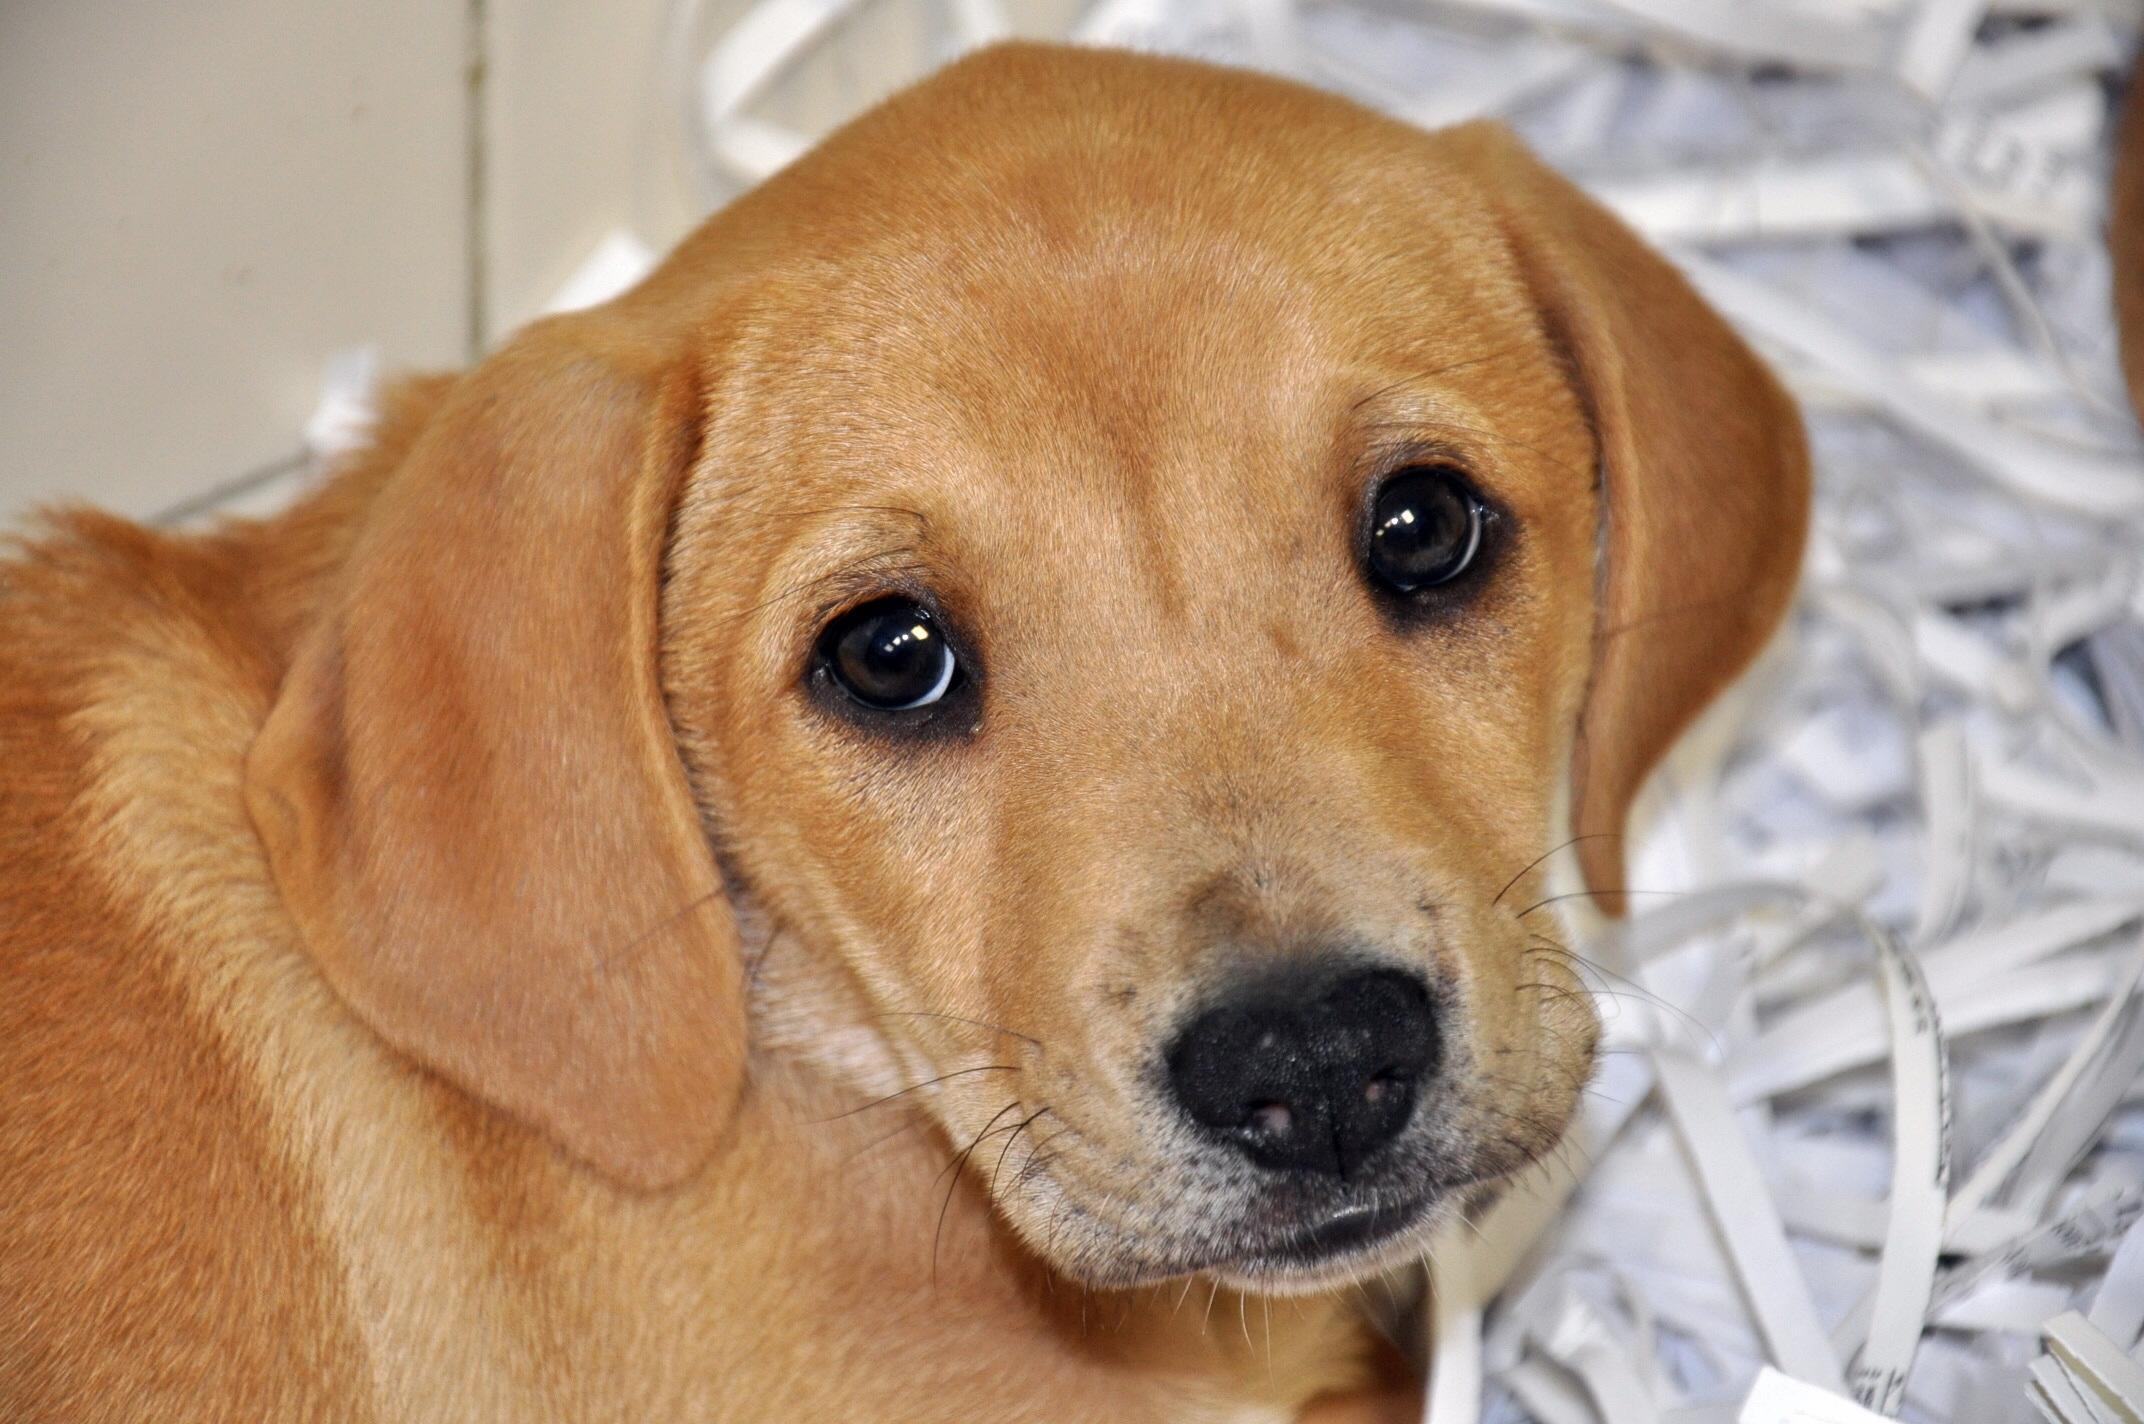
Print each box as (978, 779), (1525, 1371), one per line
(282, 2), (2144, 1418)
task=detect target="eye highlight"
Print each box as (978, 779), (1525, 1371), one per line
(817, 599), (960, 711)
(1364, 466), (1489, 594)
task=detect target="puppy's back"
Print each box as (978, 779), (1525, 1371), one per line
(0, 515), (367, 1421)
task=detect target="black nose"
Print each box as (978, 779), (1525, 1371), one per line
(1165, 965), (1438, 1176)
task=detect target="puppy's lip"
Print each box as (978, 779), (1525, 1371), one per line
(1031, 1181), (1450, 1290)
(1261, 1191), (1430, 1265)
(1187, 1187), (1440, 1288)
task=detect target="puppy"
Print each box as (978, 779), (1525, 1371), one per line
(0, 44), (1807, 1422)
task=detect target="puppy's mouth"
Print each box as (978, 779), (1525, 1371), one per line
(1212, 1186), (1440, 1286)
(1009, 1113), (1564, 1292)
(1267, 1193), (1427, 1262)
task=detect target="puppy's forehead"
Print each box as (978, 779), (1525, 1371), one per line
(728, 137), (1558, 573)
(675, 48), (1603, 651)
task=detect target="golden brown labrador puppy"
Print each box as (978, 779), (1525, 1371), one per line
(0, 44), (1807, 1423)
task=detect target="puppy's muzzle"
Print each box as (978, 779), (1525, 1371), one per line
(1166, 963), (1439, 1177)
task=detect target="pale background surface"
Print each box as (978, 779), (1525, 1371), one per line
(2, 0), (712, 524)
(0, 0), (1106, 525)
(0, 0), (1086, 526)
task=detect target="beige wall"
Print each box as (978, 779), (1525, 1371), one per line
(0, 0), (722, 526)
(0, 0), (1096, 527)
(484, 0), (707, 341)
(1, 0), (471, 522)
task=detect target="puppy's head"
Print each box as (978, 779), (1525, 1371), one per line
(248, 47), (1806, 1290)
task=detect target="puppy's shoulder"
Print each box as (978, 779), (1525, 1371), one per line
(0, 506), (370, 1421)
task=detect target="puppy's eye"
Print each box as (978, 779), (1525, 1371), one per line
(1365, 466), (1487, 593)
(818, 599), (959, 711)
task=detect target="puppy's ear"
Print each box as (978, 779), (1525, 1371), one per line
(245, 325), (744, 1189)
(1458, 126), (1811, 913)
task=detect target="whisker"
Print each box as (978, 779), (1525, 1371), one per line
(586, 884), (724, 977)
(744, 926), (781, 991)
(1351, 376), (1419, 413)
(1512, 887), (1684, 919)
(822, 504), (932, 524)
(989, 1107), (1053, 1197)
(932, 1100), (1023, 1287)
(722, 547), (928, 629)
(812, 1063), (1014, 1123)
(1013, 1120), (1080, 1189)
(1489, 832), (1623, 909)
(1348, 340), (1540, 413)
(1356, 414), (1593, 486)
(1522, 928), (1726, 1058)
(1595, 588), (1762, 645)
(1525, 934), (1704, 1024)
(878, 1009), (1043, 1049)
(835, 1113), (930, 1168)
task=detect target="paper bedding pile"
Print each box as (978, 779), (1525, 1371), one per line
(279, 2), (2144, 1420)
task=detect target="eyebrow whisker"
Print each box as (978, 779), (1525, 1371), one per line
(1348, 339), (1541, 413)
(722, 546), (927, 628)
(1356, 415), (1594, 487)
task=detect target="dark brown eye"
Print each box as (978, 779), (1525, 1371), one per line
(1365, 467), (1487, 593)
(817, 599), (960, 711)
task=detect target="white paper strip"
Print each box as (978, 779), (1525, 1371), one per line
(1849, 932), (1951, 1415)
(2042, 1311), (2144, 1423)
(1744, 1367), (1896, 1424)
(1659, 1051), (1850, 1395)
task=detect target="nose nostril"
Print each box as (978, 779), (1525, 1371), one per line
(1362, 1071), (1408, 1105)
(1166, 963), (1439, 1175)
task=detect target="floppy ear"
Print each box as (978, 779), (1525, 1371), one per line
(245, 325), (745, 1189)
(1459, 126), (1811, 914)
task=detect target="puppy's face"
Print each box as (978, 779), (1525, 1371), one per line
(251, 45), (1804, 1292)
(663, 68), (1617, 1292)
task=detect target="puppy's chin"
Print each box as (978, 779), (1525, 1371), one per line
(1004, 1129), (1550, 1296)
(1000, 1172), (1462, 1295)
(1206, 1193), (1455, 1296)
(1216, 1163), (1553, 1293)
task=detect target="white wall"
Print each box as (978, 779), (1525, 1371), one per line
(0, 0), (718, 526)
(0, 0), (1095, 527)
